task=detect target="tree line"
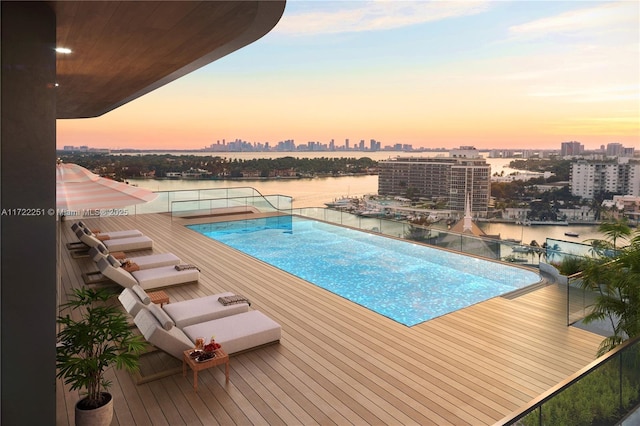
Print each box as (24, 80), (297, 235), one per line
(57, 153), (379, 180)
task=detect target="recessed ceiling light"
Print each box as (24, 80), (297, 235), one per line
(55, 47), (72, 54)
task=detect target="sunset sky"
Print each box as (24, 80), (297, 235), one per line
(57, 0), (639, 151)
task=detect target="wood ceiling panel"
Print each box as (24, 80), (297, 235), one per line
(51, 1), (285, 119)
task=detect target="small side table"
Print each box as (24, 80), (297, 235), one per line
(122, 262), (140, 273)
(183, 348), (229, 391)
(147, 290), (170, 307)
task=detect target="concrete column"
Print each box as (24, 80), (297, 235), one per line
(1, 2), (57, 425)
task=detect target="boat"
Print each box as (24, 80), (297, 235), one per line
(358, 209), (386, 218)
(165, 172), (181, 179)
(325, 197), (355, 209)
(564, 231), (579, 237)
(181, 168), (212, 179)
(503, 238), (521, 244)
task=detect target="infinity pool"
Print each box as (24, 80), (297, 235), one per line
(188, 216), (541, 326)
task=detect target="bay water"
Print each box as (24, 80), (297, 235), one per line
(128, 151), (604, 244)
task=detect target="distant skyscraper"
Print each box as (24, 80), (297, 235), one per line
(606, 143), (623, 157)
(560, 141), (583, 156)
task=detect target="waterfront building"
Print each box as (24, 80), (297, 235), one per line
(570, 158), (640, 199)
(378, 147), (490, 217)
(602, 195), (640, 223)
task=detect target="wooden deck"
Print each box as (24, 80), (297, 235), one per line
(56, 212), (604, 426)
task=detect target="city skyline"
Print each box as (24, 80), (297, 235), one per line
(57, 0), (639, 151)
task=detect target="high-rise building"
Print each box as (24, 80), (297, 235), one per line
(378, 148), (491, 216)
(606, 142), (635, 158)
(606, 143), (623, 157)
(560, 141), (583, 156)
(570, 158), (640, 198)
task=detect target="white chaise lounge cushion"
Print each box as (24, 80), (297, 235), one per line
(97, 258), (197, 290)
(89, 244), (181, 270)
(72, 222), (143, 239)
(182, 310), (281, 355)
(130, 265), (199, 290)
(118, 286), (149, 317)
(134, 308), (193, 359)
(163, 291), (250, 328)
(147, 303), (175, 330)
(131, 284), (150, 304)
(79, 228), (152, 252)
(103, 235), (152, 252)
(97, 257), (138, 288)
(125, 252), (180, 269)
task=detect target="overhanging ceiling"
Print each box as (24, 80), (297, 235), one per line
(51, 1), (286, 119)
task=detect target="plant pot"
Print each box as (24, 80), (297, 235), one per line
(75, 392), (113, 426)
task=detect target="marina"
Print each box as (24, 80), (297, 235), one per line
(130, 172), (607, 248)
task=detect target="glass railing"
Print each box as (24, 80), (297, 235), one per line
(543, 238), (597, 264)
(294, 207), (552, 267)
(536, 238), (615, 326)
(108, 187), (292, 216)
(170, 194), (291, 218)
(496, 334), (640, 426)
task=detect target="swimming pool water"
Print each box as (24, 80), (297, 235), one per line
(188, 216), (541, 326)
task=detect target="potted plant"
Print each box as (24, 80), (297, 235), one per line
(56, 287), (145, 426)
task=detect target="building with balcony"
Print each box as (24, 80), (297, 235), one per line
(570, 158), (640, 199)
(378, 148), (490, 217)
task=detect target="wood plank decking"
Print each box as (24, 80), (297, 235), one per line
(56, 212), (604, 425)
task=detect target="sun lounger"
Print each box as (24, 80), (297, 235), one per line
(182, 311), (281, 355)
(118, 285), (154, 317)
(134, 306), (281, 359)
(72, 227), (153, 253)
(71, 221), (143, 239)
(119, 285), (250, 327)
(163, 292), (250, 328)
(84, 250), (182, 284)
(88, 243), (180, 269)
(97, 256), (199, 290)
(134, 306), (194, 359)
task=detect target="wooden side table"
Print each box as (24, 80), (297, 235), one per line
(182, 348), (229, 391)
(147, 290), (170, 306)
(122, 262), (140, 273)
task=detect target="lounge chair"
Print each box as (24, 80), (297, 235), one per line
(97, 256), (199, 290)
(118, 285), (249, 326)
(83, 248), (182, 284)
(72, 227), (153, 253)
(70, 221), (143, 240)
(182, 310), (282, 355)
(88, 243), (180, 269)
(134, 305), (281, 359)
